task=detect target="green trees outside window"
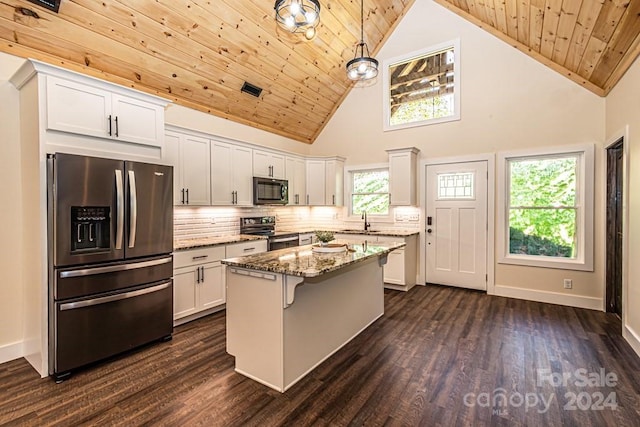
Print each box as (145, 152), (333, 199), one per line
(351, 170), (389, 216)
(508, 156), (578, 258)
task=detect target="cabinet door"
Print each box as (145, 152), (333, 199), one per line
(306, 160), (326, 205)
(383, 249), (405, 285)
(112, 94), (163, 147)
(181, 135), (211, 206)
(389, 151), (416, 206)
(164, 131), (183, 205)
(294, 158), (306, 205)
(211, 141), (235, 205)
(285, 157), (297, 204)
(233, 146), (254, 206)
(270, 154), (285, 179)
(325, 160), (344, 206)
(173, 268), (198, 320)
(46, 75), (112, 138)
(253, 150), (272, 178)
(199, 262), (225, 310)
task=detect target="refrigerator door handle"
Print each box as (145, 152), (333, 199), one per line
(115, 169), (124, 250)
(128, 170), (137, 248)
(59, 256), (172, 278)
(59, 282), (171, 311)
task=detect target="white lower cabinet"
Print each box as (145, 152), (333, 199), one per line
(173, 246), (226, 324)
(334, 233), (417, 290)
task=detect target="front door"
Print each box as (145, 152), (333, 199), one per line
(425, 161), (488, 290)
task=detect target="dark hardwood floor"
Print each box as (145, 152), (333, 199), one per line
(1, 285), (639, 426)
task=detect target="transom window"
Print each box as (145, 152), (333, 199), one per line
(383, 39), (461, 131)
(350, 169), (389, 216)
(497, 145), (594, 271)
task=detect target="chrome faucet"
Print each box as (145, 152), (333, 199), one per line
(362, 211), (371, 231)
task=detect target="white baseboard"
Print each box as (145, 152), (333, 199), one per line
(494, 285), (603, 311)
(623, 324), (640, 358)
(0, 340), (23, 365)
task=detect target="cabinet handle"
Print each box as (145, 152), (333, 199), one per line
(243, 247), (255, 252)
(114, 116), (119, 137)
(181, 188), (185, 204)
(234, 191), (238, 204)
(306, 195), (309, 205)
(186, 188), (189, 204)
(192, 255), (209, 261)
(295, 194), (299, 205)
(332, 194), (335, 205)
(200, 266), (205, 282)
(196, 266), (200, 284)
(108, 115), (112, 136)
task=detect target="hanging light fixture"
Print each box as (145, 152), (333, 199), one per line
(274, 0), (321, 40)
(346, 0), (378, 81)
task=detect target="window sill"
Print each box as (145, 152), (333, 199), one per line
(498, 255), (594, 272)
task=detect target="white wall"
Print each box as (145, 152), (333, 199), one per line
(605, 56), (640, 356)
(312, 1), (607, 307)
(0, 52), (27, 362)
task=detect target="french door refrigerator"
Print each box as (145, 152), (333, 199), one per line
(48, 153), (174, 381)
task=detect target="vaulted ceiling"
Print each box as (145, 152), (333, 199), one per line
(1, 1), (639, 144)
(435, 0), (640, 97)
(0, 0), (414, 144)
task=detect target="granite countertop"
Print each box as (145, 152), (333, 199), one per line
(276, 228), (420, 237)
(174, 234), (267, 251)
(221, 240), (406, 278)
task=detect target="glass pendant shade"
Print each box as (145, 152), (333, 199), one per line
(346, 43), (379, 81)
(347, 0), (378, 81)
(274, 0), (320, 40)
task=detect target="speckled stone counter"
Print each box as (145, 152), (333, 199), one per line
(221, 240), (405, 278)
(174, 234), (267, 251)
(276, 229), (419, 237)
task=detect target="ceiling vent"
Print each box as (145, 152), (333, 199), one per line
(28, 0), (61, 12)
(241, 82), (263, 98)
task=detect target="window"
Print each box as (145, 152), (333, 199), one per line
(383, 39), (460, 131)
(349, 168), (390, 217)
(497, 144), (594, 271)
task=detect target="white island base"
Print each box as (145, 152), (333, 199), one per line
(226, 255), (386, 392)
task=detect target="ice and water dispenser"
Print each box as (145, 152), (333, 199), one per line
(70, 206), (110, 252)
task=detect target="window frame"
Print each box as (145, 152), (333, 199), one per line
(383, 38), (461, 132)
(346, 164), (392, 222)
(497, 144), (594, 271)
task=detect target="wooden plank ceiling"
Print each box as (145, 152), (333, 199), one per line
(0, 0), (414, 144)
(434, 0), (640, 97)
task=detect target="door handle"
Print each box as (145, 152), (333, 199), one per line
(115, 169), (124, 250)
(59, 282), (170, 311)
(59, 256), (172, 278)
(128, 170), (137, 248)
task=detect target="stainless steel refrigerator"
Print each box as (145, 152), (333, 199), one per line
(47, 153), (174, 381)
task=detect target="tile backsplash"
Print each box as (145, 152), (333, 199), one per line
(174, 206), (421, 240)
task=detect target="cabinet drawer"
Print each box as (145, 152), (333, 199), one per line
(174, 246), (225, 269)
(226, 240), (268, 258)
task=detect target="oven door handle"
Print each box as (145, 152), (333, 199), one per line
(59, 256), (172, 278)
(59, 282), (170, 311)
(270, 236), (299, 243)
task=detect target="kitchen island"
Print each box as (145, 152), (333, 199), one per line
(222, 240), (405, 392)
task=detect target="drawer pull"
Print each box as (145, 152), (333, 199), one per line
(243, 247), (256, 252)
(192, 255), (209, 261)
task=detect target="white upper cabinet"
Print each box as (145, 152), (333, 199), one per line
(253, 150), (285, 179)
(387, 147), (419, 206)
(45, 74), (165, 147)
(165, 130), (211, 206)
(211, 141), (253, 206)
(305, 160), (326, 206)
(305, 157), (344, 206)
(325, 158), (344, 206)
(285, 156), (306, 205)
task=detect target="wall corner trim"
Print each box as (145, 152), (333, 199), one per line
(494, 285), (603, 311)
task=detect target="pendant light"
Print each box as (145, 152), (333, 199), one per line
(274, 0), (321, 40)
(346, 0), (378, 81)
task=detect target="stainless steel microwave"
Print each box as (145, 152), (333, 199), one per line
(253, 177), (288, 205)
